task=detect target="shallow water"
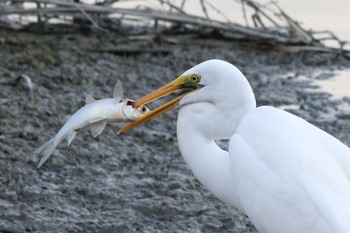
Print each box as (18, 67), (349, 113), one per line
(283, 70), (350, 111)
(312, 69), (350, 100)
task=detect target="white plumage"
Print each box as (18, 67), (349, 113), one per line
(120, 59), (350, 233)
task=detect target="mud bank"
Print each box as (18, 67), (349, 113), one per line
(0, 28), (349, 232)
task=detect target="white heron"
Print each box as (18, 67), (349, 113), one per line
(118, 59), (350, 233)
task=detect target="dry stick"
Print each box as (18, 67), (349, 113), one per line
(273, 45), (349, 53)
(7, 0), (279, 29)
(180, 0), (186, 11)
(205, 1), (233, 24)
(36, 2), (42, 23)
(0, 17), (22, 30)
(42, 2), (50, 23)
(158, 0), (186, 14)
(6, 0), (336, 46)
(3, 3), (303, 44)
(311, 30), (346, 48)
(73, 1), (106, 31)
(272, 1), (345, 50)
(5, 0), (348, 56)
(243, 0), (281, 28)
(198, 0), (210, 20)
(85, 48), (171, 55)
(272, 2), (314, 43)
(252, 14), (265, 28)
(240, 0), (250, 27)
(280, 11), (314, 43)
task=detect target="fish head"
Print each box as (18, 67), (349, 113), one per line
(123, 99), (150, 121)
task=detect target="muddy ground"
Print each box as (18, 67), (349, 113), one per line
(0, 26), (350, 233)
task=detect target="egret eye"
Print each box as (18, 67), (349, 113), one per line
(191, 74), (199, 82)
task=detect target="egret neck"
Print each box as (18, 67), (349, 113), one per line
(176, 102), (249, 211)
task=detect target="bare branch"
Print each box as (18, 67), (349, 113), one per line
(1, 0), (347, 54)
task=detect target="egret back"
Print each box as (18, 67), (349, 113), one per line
(229, 106), (350, 233)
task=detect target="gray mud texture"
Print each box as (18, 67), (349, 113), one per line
(1, 28), (350, 233)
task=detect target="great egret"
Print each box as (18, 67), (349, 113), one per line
(118, 59), (350, 233)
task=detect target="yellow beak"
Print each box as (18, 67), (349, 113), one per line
(117, 74), (202, 134)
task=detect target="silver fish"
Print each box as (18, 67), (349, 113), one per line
(35, 80), (149, 168)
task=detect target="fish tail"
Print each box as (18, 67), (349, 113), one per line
(35, 137), (57, 168)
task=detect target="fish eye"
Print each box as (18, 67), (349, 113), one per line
(191, 74), (199, 83)
(140, 106), (148, 113)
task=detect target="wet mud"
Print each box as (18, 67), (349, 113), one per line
(0, 28), (350, 233)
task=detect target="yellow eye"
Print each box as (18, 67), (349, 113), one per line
(191, 74), (199, 83)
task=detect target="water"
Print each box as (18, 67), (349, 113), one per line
(297, 69), (350, 112)
(312, 70), (350, 99)
(283, 70), (350, 112)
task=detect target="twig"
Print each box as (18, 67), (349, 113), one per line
(240, 0), (249, 27)
(180, 0), (186, 11)
(85, 48), (171, 55)
(272, 2), (315, 43)
(2, 0), (346, 50)
(252, 13), (265, 28)
(1, 3), (305, 44)
(243, 0), (281, 28)
(158, 0), (186, 14)
(272, 45), (350, 53)
(73, 1), (106, 31)
(205, 1), (233, 24)
(36, 2), (42, 23)
(198, 0), (210, 20)
(310, 30), (345, 48)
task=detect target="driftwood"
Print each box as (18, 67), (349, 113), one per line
(0, 0), (348, 55)
(85, 48), (171, 55)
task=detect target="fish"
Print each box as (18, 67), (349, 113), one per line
(35, 80), (150, 168)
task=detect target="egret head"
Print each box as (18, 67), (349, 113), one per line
(117, 59), (256, 135)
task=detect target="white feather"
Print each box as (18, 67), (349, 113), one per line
(174, 60), (350, 233)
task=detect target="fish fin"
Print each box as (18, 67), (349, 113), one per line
(66, 130), (77, 146)
(89, 117), (106, 124)
(35, 137), (57, 168)
(91, 121), (107, 137)
(85, 94), (96, 105)
(113, 80), (124, 102)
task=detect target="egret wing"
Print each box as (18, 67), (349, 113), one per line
(229, 106), (350, 233)
(308, 123), (350, 180)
